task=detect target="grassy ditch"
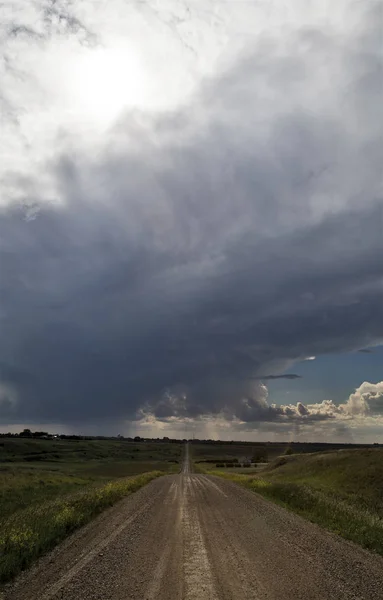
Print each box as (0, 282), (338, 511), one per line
(202, 449), (383, 556)
(0, 470), (162, 583)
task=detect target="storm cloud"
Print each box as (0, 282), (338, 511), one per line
(0, 1), (382, 435)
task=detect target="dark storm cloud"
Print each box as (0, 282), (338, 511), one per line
(249, 375), (302, 381)
(0, 3), (382, 428)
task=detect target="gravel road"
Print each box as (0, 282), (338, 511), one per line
(5, 444), (383, 600)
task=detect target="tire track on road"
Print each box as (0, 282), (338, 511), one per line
(39, 497), (157, 600)
(182, 474), (218, 600)
(6, 444), (383, 600)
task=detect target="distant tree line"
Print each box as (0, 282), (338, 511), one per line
(0, 431), (186, 443)
(0, 431), (380, 448)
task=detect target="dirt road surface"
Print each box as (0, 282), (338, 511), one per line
(5, 444), (383, 600)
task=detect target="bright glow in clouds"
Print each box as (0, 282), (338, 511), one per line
(1, 0), (382, 440)
(71, 47), (150, 124)
(0, 0), (370, 207)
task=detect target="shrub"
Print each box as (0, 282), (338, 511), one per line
(284, 446), (294, 456)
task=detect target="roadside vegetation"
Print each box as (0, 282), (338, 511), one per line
(0, 471), (161, 583)
(0, 438), (181, 583)
(194, 447), (383, 556)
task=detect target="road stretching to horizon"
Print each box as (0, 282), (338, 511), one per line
(5, 444), (383, 600)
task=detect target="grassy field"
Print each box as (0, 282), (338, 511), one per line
(192, 442), (270, 461)
(0, 438), (182, 583)
(195, 447), (383, 555)
(191, 440), (370, 467)
(0, 437), (181, 468)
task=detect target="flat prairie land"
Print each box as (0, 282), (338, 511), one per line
(5, 444), (383, 600)
(0, 438), (181, 582)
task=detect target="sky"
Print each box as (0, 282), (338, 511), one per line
(0, 0), (382, 442)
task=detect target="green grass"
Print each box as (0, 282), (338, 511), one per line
(0, 467), (92, 521)
(0, 438), (182, 465)
(0, 439), (181, 523)
(190, 440), (371, 465)
(191, 442), (271, 463)
(0, 439), (182, 584)
(197, 448), (383, 556)
(0, 471), (162, 583)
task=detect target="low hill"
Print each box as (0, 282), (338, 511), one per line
(263, 448), (383, 515)
(207, 448), (383, 554)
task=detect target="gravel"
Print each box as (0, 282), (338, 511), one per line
(5, 448), (383, 600)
